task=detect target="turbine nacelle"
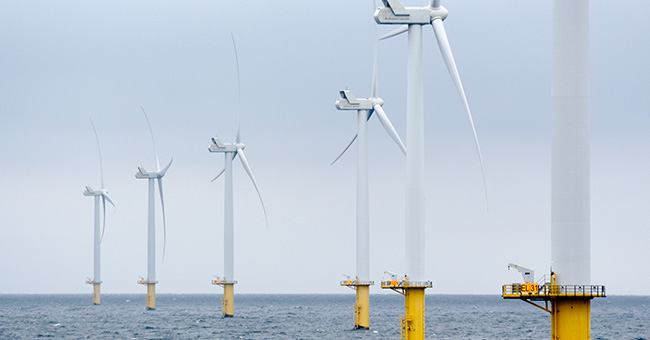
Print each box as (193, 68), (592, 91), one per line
(135, 166), (159, 179)
(208, 136), (244, 153)
(135, 159), (172, 179)
(335, 90), (384, 111)
(375, 0), (448, 25)
(84, 186), (102, 196)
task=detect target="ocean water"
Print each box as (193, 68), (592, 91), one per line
(0, 294), (647, 339)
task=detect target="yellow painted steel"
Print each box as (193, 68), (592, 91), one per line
(403, 287), (426, 340)
(381, 280), (432, 339)
(551, 299), (591, 340)
(502, 284), (605, 299)
(146, 283), (156, 310)
(222, 283), (234, 317)
(92, 283), (101, 305)
(502, 272), (602, 338)
(354, 285), (370, 329)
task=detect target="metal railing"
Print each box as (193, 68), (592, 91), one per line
(340, 280), (374, 286)
(502, 284), (606, 298)
(381, 280), (433, 288)
(212, 280), (237, 285)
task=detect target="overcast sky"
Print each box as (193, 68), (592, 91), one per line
(1, 1), (649, 296)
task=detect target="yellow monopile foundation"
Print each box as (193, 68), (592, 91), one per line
(403, 287), (426, 340)
(92, 283), (101, 305)
(551, 299), (591, 340)
(146, 283), (156, 310)
(382, 280), (432, 340)
(354, 285), (370, 329)
(222, 283), (234, 317)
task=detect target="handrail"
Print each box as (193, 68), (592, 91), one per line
(340, 280), (374, 286)
(502, 283), (606, 298)
(381, 280), (433, 288)
(537, 274), (549, 286)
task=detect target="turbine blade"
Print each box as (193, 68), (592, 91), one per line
(431, 0), (441, 8)
(211, 168), (225, 182)
(432, 19), (489, 209)
(100, 195), (107, 243)
(210, 153), (237, 182)
(379, 25), (408, 41)
(236, 149), (269, 228)
(102, 192), (115, 210)
(371, 0), (379, 98)
(159, 158), (173, 176)
(373, 104), (406, 155)
(231, 33), (242, 144)
(140, 106), (161, 171)
(89, 119), (104, 189)
(331, 133), (358, 165)
(157, 178), (168, 262)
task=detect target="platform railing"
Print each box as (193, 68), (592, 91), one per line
(502, 283), (606, 297)
(339, 280), (374, 286)
(381, 280), (433, 288)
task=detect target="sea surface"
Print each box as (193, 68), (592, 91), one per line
(0, 294), (647, 339)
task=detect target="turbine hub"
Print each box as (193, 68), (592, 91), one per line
(430, 6), (448, 21)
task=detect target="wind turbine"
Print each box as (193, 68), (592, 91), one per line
(333, 7), (406, 328)
(375, 0), (487, 338)
(83, 119), (115, 305)
(209, 34), (268, 318)
(549, 0), (604, 336)
(135, 107), (173, 310)
(501, 0), (605, 338)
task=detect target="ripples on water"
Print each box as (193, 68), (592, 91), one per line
(0, 294), (647, 339)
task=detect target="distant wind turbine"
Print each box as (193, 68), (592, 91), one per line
(374, 0), (487, 338)
(84, 119), (115, 305)
(209, 34), (268, 318)
(135, 107), (173, 311)
(333, 3), (406, 327)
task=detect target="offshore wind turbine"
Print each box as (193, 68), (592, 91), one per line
(549, 0), (604, 336)
(374, 0), (487, 338)
(501, 0), (605, 338)
(135, 107), (173, 310)
(83, 119), (115, 305)
(333, 14), (406, 328)
(209, 35), (268, 317)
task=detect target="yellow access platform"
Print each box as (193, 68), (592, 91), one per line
(382, 278), (433, 340)
(340, 279), (374, 329)
(503, 270), (605, 339)
(212, 279), (237, 317)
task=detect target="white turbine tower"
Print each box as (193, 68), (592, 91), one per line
(333, 14), (406, 328)
(549, 0), (604, 337)
(209, 35), (268, 318)
(135, 107), (172, 310)
(375, 0), (487, 338)
(84, 119), (115, 305)
(501, 1), (604, 336)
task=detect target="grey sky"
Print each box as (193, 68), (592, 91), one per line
(1, 1), (649, 295)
